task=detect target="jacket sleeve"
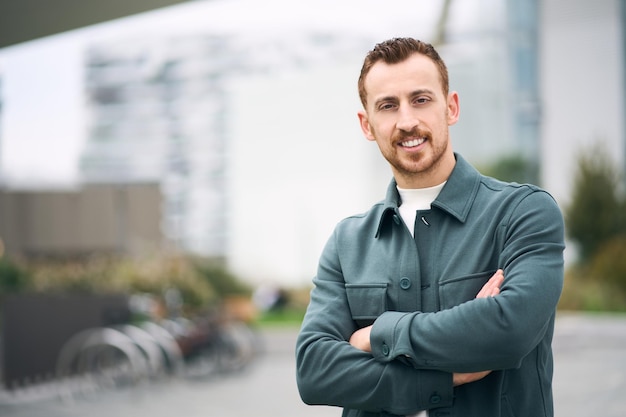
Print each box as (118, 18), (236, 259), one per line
(296, 228), (453, 415)
(369, 190), (565, 372)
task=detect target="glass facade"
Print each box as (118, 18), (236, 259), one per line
(507, 0), (540, 162)
(439, 0), (540, 177)
(80, 33), (372, 257)
(82, 36), (232, 255)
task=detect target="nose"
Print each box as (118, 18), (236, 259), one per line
(395, 105), (419, 133)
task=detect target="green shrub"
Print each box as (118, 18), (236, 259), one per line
(564, 145), (625, 262)
(559, 274), (626, 312)
(588, 237), (626, 297)
(194, 259), (252, 299)
(559, 247), (626, 312)
(24, 255), (216, 311)
(0, 257), (30, 296)
(479, 154), (539, 185)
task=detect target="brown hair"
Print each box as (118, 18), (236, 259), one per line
(357, 38), (449, 108)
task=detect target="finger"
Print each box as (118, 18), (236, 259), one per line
(488, 270), (504, 297)
(476, 282), (492, 299)
(476, 269), (504, 298)
(476, 275), (498, 298)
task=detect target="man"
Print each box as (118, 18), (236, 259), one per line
(295, 38), (565, 417)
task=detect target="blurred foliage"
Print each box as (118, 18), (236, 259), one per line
(194, 259), (252, 299)
(0, 254), (251, 314)
(588, 237), (626, 295)
(479, 154), (539, 185)
(0, 257), (31, 297)
(559, 143), (626, 312)
(256, 286), (311, 327)
(564, 146), (626, 262)
(559, 260), (626, 312)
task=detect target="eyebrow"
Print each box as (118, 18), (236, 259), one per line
(372, 88), (436, 108)
(373, 95), (398, 109)
(409, 88), (436, 98)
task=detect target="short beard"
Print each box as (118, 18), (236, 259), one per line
(391, 131), (450, 180)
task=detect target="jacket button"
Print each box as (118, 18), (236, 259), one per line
(400, 277), (411, 290)
(381, 343), (390, 356)
(430, 393), (441, 404)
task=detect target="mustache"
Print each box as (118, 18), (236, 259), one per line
(394, 129), (431, 141)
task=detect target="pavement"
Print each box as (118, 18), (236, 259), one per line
(0, 312), (625, 417)
(551, 312), (626, 417)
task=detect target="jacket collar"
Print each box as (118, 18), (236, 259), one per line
(375, 153), (481, 237)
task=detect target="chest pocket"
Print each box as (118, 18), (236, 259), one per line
(438, 270), (496, 310)
(345, 283), (387, 327)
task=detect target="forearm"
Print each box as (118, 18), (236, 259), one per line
(296, 276), (453, 414)
(370, 293), (556, 373)
(297, 326), (452, 413)
(369, 258), (562, 372)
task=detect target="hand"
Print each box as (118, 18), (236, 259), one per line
(475, 269), (504, 298)
(453, 370), (491, 386)
(349, 325), (372, 352)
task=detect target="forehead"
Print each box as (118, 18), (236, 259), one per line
(364, 53), (443, 99)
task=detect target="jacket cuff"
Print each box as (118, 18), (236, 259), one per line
(417, 370), (454, 410)
(371, 311), (454, 410)
(371, 311), (413, 362)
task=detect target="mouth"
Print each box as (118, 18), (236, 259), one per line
(399, 137), (426, 148)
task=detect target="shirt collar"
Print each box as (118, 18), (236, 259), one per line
(375, 153), (481, 238)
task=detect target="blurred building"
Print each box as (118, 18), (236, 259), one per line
(445, 0), (541, 169)
(79, 31), (373, 262)
(540, 0), (625, 204)
(0, 183), (161, 257)
(81, 36), (233, 256)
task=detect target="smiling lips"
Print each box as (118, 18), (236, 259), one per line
(400, 137), (426, 148)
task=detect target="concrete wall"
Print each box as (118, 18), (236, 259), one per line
(0, 183), (162, 257)
(1, 293), (131, 387)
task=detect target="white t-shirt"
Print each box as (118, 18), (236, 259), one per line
(397, 182), (446, 237)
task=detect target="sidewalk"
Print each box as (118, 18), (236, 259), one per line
(552, 312), (626, 417)
(1, 313), (625, 417)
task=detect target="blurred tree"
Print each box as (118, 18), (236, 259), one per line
(480, 154), (539, 185)
(565, 145), (625, 262)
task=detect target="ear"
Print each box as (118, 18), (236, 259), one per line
(358, 110), (376, 142)
(447, 91), (460, 126)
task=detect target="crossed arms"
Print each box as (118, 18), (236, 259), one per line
(349, 269), (504, 386)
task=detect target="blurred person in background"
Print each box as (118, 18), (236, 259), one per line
(296, 37), (565, 417)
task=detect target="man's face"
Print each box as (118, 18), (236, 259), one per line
(358, 53), (459, 188)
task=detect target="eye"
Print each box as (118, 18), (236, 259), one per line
(414, 96), (430, 105)
(377, 102), (397, 111)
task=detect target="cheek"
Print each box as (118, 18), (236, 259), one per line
(371, 119), (394, 138)
(430, 115), (450, 133)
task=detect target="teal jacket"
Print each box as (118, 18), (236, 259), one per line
(296, 154), (565, 417)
